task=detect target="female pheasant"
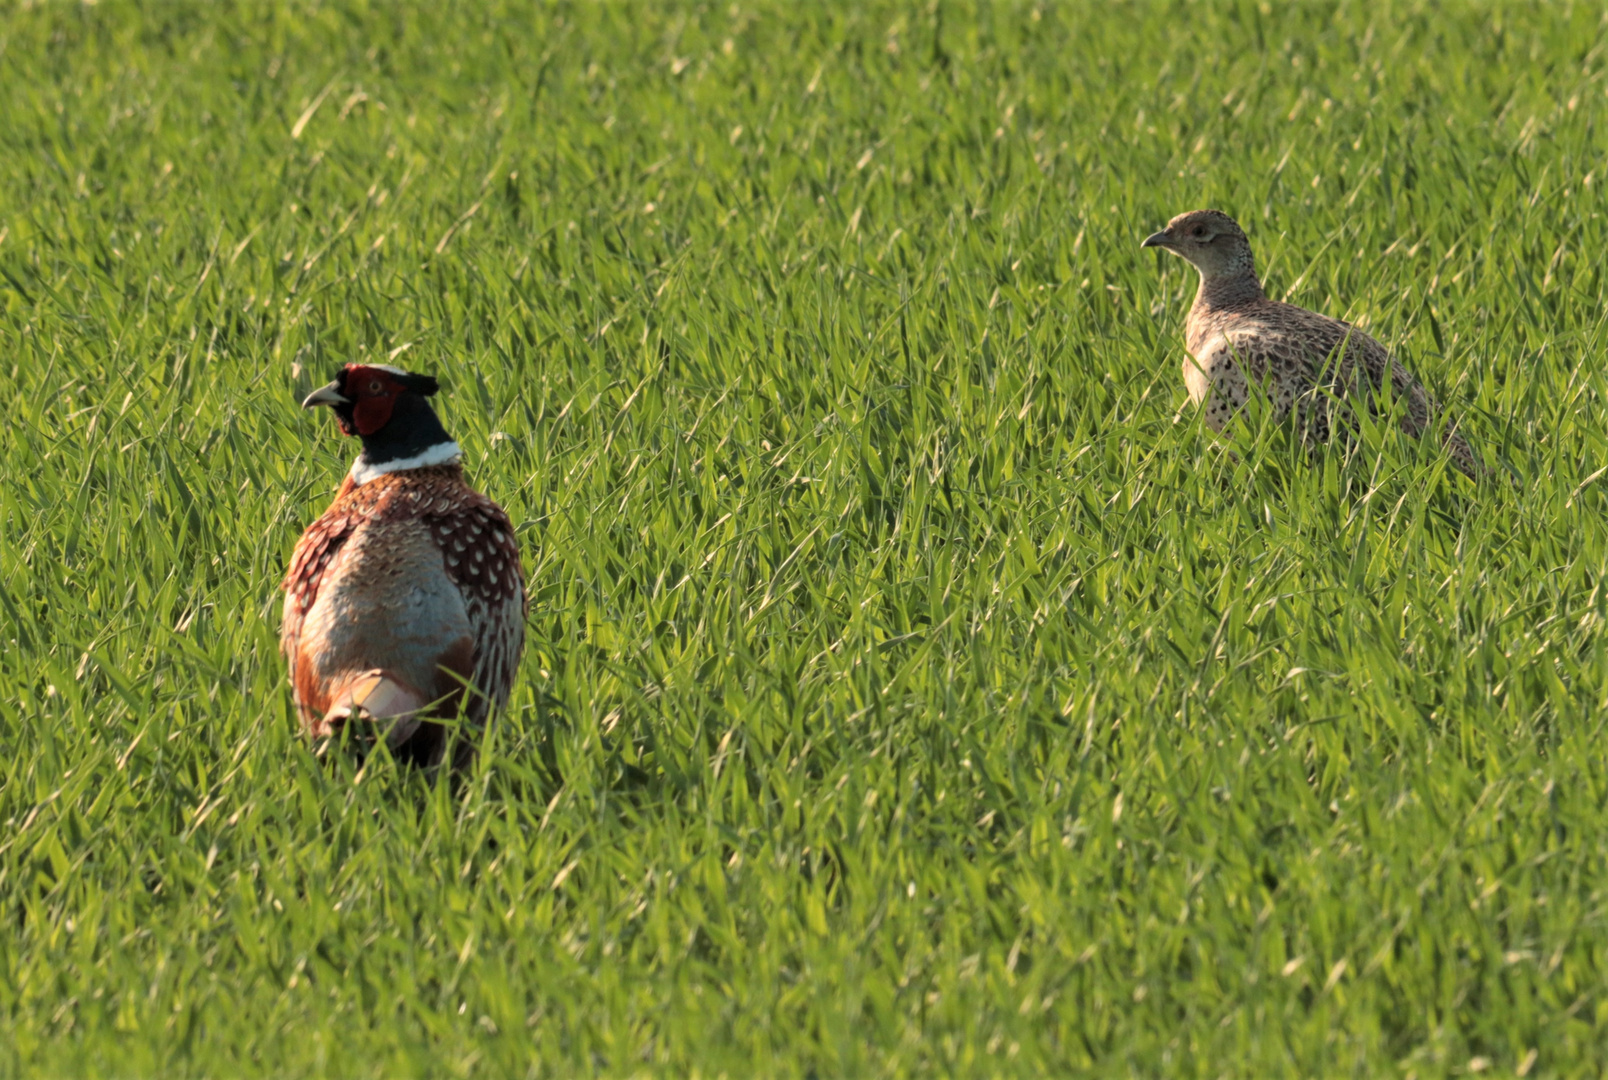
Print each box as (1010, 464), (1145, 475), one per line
(1142, 209), (1480, 476)
(282, 363), (525, 766)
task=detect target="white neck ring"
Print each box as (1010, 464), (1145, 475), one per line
(349, 441), (462, 486)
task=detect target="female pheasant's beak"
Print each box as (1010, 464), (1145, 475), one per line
(302, 381), (351, 409)
(1141, 229), (1174, 250)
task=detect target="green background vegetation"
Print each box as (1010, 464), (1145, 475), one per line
(3, 1), (1608, 1075)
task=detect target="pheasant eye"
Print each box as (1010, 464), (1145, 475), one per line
(368, 380), (383, 393)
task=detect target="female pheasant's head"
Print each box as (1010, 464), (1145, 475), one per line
(302, 364), (459, 485)
(1141, 209), (1258, 286)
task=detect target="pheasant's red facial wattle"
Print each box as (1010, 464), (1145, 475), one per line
(347, 368), (401, 436)
(352, 390), (397, 435)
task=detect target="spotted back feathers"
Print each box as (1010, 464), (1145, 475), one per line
(281, 463), (527, 736)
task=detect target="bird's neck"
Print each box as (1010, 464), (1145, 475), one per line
(351, 395), (459, 486)
(1191, 267), (1266, 315)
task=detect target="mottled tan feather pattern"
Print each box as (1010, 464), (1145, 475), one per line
(1145, 209), (1480, 476)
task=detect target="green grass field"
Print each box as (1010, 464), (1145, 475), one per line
(3, 1), (1608, 1075)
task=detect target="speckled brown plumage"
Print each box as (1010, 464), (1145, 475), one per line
(1142, 209), (1480, 477)
(282, 464), (526, 763)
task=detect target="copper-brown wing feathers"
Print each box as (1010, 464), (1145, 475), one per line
(280, 486), (358, 675)
(421, 489), (527, 720)
(280, 465), (526, 737)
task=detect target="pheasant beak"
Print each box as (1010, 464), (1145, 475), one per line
(1141, 230), (1173, 250)
(301, 381), (350, 409)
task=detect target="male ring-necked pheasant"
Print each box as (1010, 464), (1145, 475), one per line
(1142, 209), (1480, 476)
(282, 363), (525, 766)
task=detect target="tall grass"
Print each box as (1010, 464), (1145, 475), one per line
(3, 2), (1608, 1075)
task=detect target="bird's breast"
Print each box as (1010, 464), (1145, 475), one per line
(1182, 354), (1215, 406)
